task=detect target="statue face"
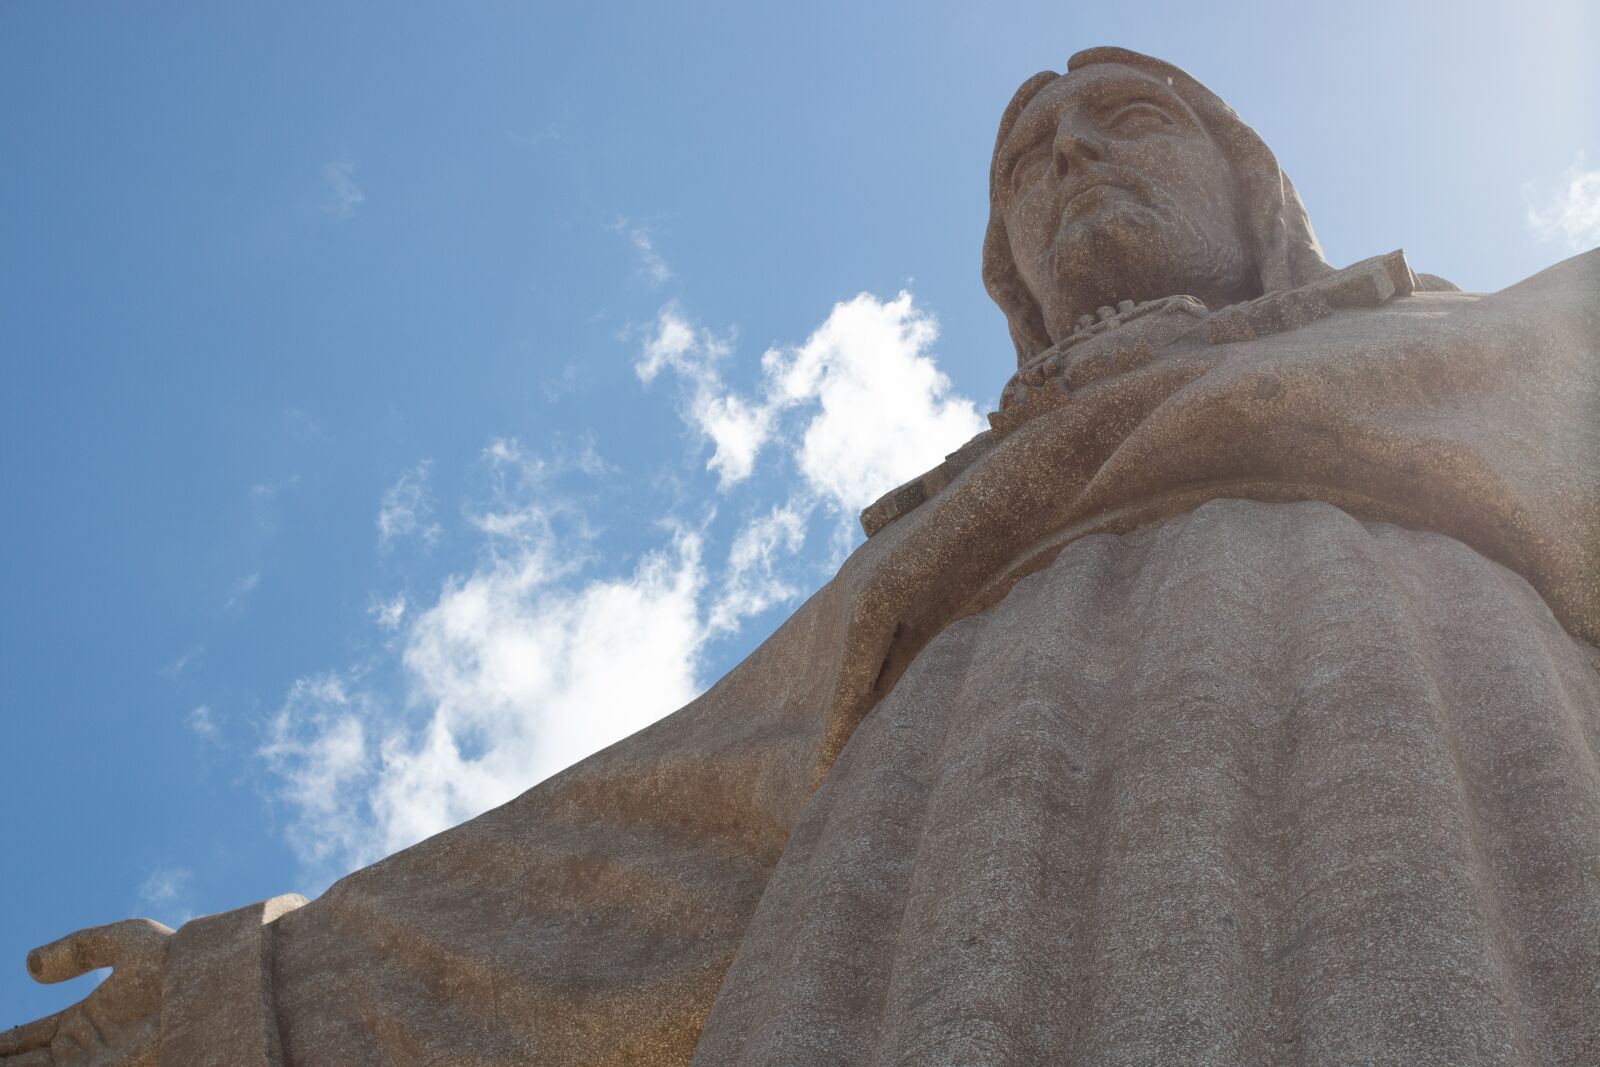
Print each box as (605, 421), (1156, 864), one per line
(997, 63), (1257, 344)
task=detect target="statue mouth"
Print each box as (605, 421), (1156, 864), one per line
(1064, 181), (1130, 210)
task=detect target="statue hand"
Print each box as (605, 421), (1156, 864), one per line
(1, 919), (172, 1067)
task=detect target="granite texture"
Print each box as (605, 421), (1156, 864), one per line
(695, 498), (1600, 1066)
(6, 46), (1600, 1066)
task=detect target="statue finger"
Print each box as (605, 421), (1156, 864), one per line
(26, 920), (173, 985)
(0, 1013), (59, 1056)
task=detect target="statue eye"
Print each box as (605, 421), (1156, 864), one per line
(1009, 146), (1050, 192)
(1107, 100), (1172, 133)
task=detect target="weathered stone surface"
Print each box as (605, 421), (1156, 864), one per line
(7, 45), (1600, 1067)
(159, 896), (307, 1067)
(696, 499), (1600, 1066)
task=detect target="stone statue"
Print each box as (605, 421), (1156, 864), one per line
(7, 46), (1600, 1066)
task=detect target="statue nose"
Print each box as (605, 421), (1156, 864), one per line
(1053, 125), (1104, 174)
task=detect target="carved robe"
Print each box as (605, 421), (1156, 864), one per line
(151, 248), (1600, 1065)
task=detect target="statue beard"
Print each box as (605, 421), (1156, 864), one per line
(1042, 194), (1257, 341)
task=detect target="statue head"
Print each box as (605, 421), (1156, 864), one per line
(982, 47), (1335, 366)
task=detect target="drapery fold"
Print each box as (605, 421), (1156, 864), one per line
(693, 499), (1600, 1066)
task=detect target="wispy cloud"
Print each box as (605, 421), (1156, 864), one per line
(160, 646), (204, 678)
(542, 360), (583, 403)
(638, 307), (774, 489)
(709, 503), (807, 633)
(612, 217), (673, 285)
(509, 120), (565, 149)
(368, 593), (407, 631)
(260, 673), (379, 872)
(225, 572), (260, 611)
(189, 704), (219, 740)
(250, 474), (300, 501)
(285, 408), (328, 444)
(575, 434), (612, 477)
(377, 461), (442, 551)
(321, 161), (365, 221)
(248, 473), (301, 536)
(137, 867), (194, 926)
(1525, 153), (1600, 251)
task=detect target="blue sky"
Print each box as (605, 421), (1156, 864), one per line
(3, 0), (1596, 1020)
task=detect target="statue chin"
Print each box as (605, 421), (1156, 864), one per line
(1048, 213), (1256, 339)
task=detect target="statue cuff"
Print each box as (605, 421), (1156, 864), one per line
(158, 894), (308, 1067)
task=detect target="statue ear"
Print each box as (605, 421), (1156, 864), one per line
(983, 71), (1059, 368)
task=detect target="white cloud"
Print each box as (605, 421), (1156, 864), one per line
(264, 489), (707, 881)
(482, 436), (529, 469)
(709, 503), (808, 633)
(377, 461), (442, 550)
(321, 161), (365, 221)
(640, 292), (983, 513)
(189, 704), (219, 740)
(695, 392), (773, 487)
(764, 291), (985, 515)
(377, 526), (704, 859)
(369, 594), (407, 631)
(1526, 153), (1600, 251)
(638, 307), (776, 490)
(636, 306), (719, 382)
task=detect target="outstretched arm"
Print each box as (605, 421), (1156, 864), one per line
(1, 569), (851, 1067)
(1, 919), (171, 1067)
